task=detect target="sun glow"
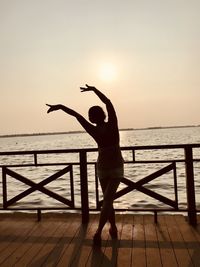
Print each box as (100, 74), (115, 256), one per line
(99, 63), (117, 82)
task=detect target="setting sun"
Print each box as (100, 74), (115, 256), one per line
(99, 63), (117, 82)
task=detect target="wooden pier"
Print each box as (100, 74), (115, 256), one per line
(0, 144), (200, 265)
(0, 213), (199, 266)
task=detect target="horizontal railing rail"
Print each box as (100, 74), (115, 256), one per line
(0, 143), (200, 225)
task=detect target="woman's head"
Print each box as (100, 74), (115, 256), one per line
(88, 106), (106, 124)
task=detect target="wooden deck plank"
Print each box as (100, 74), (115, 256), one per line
(0, 219), (27, 253)
(0, 219), (36, 265)
(132, 215), (146, 267)
(66, 214), (97, 267)
(27, 221), (72, 266)
(144, 214), (162, 267)
(1, 220), (54, 266)
(175, 215), (200, 267)
(0, 213), (199, 267)
(39, 219), (76, 267)
(101, 214), (124, 267)
(164, 214), (194, 267)
(40, 215), (81, 267)
(85, 218), (111, 267)
(15, 221), (64, 267)
(155, 215), (178, 267)
(192, 222), (200, 244)
(116, 213), (133, 266)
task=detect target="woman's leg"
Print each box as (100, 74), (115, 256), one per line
(98, 178), (117, 230)
(96, 179), (120, 234)
(108, 207), (116, 229)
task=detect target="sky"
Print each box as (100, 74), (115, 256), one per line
(0, 0), (200, 135)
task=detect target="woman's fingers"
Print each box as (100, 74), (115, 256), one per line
(86, 84), (95, 89)
(80, 84), (95, 92)
(46, 103), (54, 113)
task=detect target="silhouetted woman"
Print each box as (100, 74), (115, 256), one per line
(46, 84), (124, 246)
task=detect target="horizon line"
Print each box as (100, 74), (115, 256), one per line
(0, 124), (199, 139)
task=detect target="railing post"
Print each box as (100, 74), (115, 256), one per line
(2, 167), (7, 209)
(132, 149), (135, 162)
(34, 153), (38, 166)
(79, 151), (89, 224)
(185, 146), (197, 226)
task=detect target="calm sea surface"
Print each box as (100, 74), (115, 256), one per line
(0, 127), (200, 211)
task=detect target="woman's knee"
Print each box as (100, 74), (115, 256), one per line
(103, 198), (114, 208)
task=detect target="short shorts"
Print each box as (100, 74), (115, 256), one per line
(97, 166), (124, 180)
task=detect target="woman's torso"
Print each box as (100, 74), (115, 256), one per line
(94, 122), (124, 170)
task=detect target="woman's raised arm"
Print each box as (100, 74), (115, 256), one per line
(80, 84), (117, 124)
(46, 103), (95, 134)
(46, 104), (80, 117)
(80, 84), (110, 105)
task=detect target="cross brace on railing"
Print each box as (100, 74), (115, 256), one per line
(98, 162), (178, 210)
(2, 165), (74, 210)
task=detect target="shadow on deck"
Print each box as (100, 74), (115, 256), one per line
(0, 213), (199, 267)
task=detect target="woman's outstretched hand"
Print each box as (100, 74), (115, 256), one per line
(80, 84), (96, 92)
(46, 104), (61, 113)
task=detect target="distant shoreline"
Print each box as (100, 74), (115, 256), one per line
(0, 125), (199, 139)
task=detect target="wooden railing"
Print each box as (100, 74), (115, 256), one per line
(0, 144), (199, 225)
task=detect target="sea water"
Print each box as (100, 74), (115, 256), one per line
(0, 127), (200, 211)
